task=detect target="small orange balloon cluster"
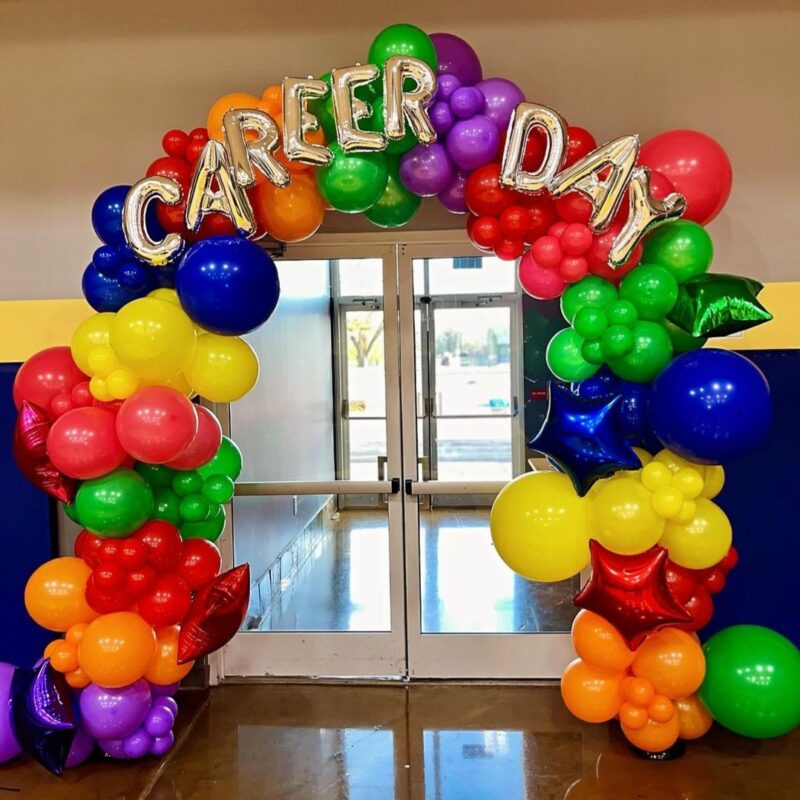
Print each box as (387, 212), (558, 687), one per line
(563, 610), (712, 752)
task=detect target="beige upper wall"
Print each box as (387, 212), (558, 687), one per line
(1, 0), (798, 299)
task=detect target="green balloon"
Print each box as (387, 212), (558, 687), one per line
(546, 328), (601, 382)
(198, 436), (242, 481)
(368, 23), (438, 76)
(642, 220), (713, 284)
(606, 320), (673, 382)
(152, 487), (181, 526)
(316, 143), (389, 213)
(580, 339), (605, 365)
(573, 307), (608, 340)
(601, 325), (634, 358)
(561, 276), (617, 324)
(75, 468), (154, 538)
(173, 471), (203, 498)
(179, 493), (211, 523)
(202, 474), (235, 505)
(136, 463), (177, 489)
(619, 264), (679, 321)
(664, 318), (707, 354)
(363, 95), (417, 155)
(63, 502), (80, 524)
(364, 157), (421, 228)
(605, 299), (638, 327)
(700, 625), (800, 739)
(308, 73), (378, 144)
(180, 504), (226, 543)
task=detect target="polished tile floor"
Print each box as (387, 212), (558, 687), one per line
(3, 683), (799, 799)
(261, 508), (577, 634)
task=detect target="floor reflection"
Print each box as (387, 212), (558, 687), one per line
(256, 508), (577, 635)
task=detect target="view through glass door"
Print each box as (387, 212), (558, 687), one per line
(217, 236), (577, 680)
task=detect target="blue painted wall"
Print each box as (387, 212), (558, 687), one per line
(0, 364), (57, 667)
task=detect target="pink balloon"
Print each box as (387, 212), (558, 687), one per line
(518, 252), (566, 300)
(639, 130), (732, 225)
(47, 407), (126, 479)
(116, 387), (198, 464)
(13, 347), (87, 419)
(165, 406), (222, 470)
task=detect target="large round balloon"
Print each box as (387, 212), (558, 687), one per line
(165, 405), (222, 470)
(490, 472), (590, 582)
(316, 144), (389, 213)
(183, 334), (259, 403)
(639, 130), (732, 226)
(700, 625), (800, 738)
(13, 347), (87, 417)
(0, 663), (21, 763)
(75, 468), (154, 537)
(79, 680), (152, 740)
(650, 349), (771, 464)
(368, 23), (438, 74)
(176, 237), (281, 335)
(24, 557), (98, 632)
(46, 407), (126, 479)
(430, 32), (483, 86)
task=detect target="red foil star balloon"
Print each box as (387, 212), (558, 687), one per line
(13, 401), (76, 503)
(178, 564), (250, 663)
(574, 541), (691, 647)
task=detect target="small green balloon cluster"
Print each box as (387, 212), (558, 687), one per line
(64, 436), (242, 543)
(547, 220), (715, 383)
(311, 23), (435, 226)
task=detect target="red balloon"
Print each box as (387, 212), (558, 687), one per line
(518, 251), (566, 300)
(13, 401), (76, 503)
(586, 222), (642, 283)
(464, 163), (514, 217)
(118, 539), (148, 570)
(92, 562), (127, 592)
(178, 539), (222, 591)
(574, 542), (692, 648)
(134, 520), (183, 573)
(639, 129), (732, 225)
(13, 347), (87, 418)
(147, 156), (192, 189)
(46, 407), (126, 480)
(162, 129), (189, 158)
(494, 237), (525, 261)
(138, 574), (193, 627)
(165, 406), (222, 470)
(565, 126), (597, 168)
(499, 206), (531, 238)
(85, 574), (134, 614)
(74, 530), (104, 568)
(467, 215), (502, 250)
(554, 191), (592, 224)
(520, 195), (557, 243)
(116, 387), (198, 464)
(126, 566), (157, 597)
(178, 564), (250, 663)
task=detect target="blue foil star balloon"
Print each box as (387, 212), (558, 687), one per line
(11, 660), (78, 776)
(529, 382), (642, 495)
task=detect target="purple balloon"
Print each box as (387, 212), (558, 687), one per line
(446, 116), (500, 172)
(431, 33), (483, 87)
(80, 679), (152, 740)
(437, 171), (469, 214)
(154, 696), (179, 717)
(450, 87), (485, 120)
(122, 729), (153, 759)
(434, 73), (462, 102)
(430, 102), (455, 136)
(99, 738), (128, 759)
(144, 705), (175, 739)
(150, 681), (180, 698)
(399, 144), (454, 197)
(0, 663), (21, 764)
(150, 731), (175, 758)
(476, 77), (525, 130)
(65, 725), (95, 769)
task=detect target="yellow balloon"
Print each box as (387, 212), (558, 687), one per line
(144, 371), (195, 398)
(490, 472), (590, 582)
(701, 465), (725, 499)
(654, 448), (697, 474)
(659, 497), (732, 569)
(106, 367), (139, 399)
(590, 477), (665, 555)
(71, 313), (114, 374)
(148, 287), (180, 305)
(89, 375), (113, 402)
(110, 297), (196, 382)
(87, 344), (121, 377)
(632, 447), (652, 466)
(184, 334), (259, 402)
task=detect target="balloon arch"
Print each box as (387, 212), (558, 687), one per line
(3, 22), (798, 775)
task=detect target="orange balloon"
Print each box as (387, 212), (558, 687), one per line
(78, 612), (157, 689)
(622, 714), (681, 752)
(261, 85), (282, 117)
(632, 627), (706, 699)
(65, 667), (90, 690)
(572, 611), (635, 673)
(207, 92), (266, 141)
(619, 702), (648, 730)
(144, 626), (195, 686)
(675, 694), (714, 740)
(648, 695), (675, 723)
(620, 676), (655, 707)
(50, 641), (79, 674)
(251, 175), (325, 243)
(561, 659), (625, 723)
(24, 557), (98, 632)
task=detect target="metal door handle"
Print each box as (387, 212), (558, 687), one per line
(405, 480), (506, 496)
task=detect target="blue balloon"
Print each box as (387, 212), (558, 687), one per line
(176, 236), (280, 335)
(650, 349), (772, 464)
(574, 367), (661, 453)
(82, 262), (155, 312)
(91, 185), (165, 247)
(530, 382), (641, 496)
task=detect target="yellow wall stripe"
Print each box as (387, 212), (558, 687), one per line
(0, 281), (797, 364)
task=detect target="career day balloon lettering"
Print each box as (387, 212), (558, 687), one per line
(3, 23), (797, 777)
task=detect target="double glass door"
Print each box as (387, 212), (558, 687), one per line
(213, 235), (577, 681)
